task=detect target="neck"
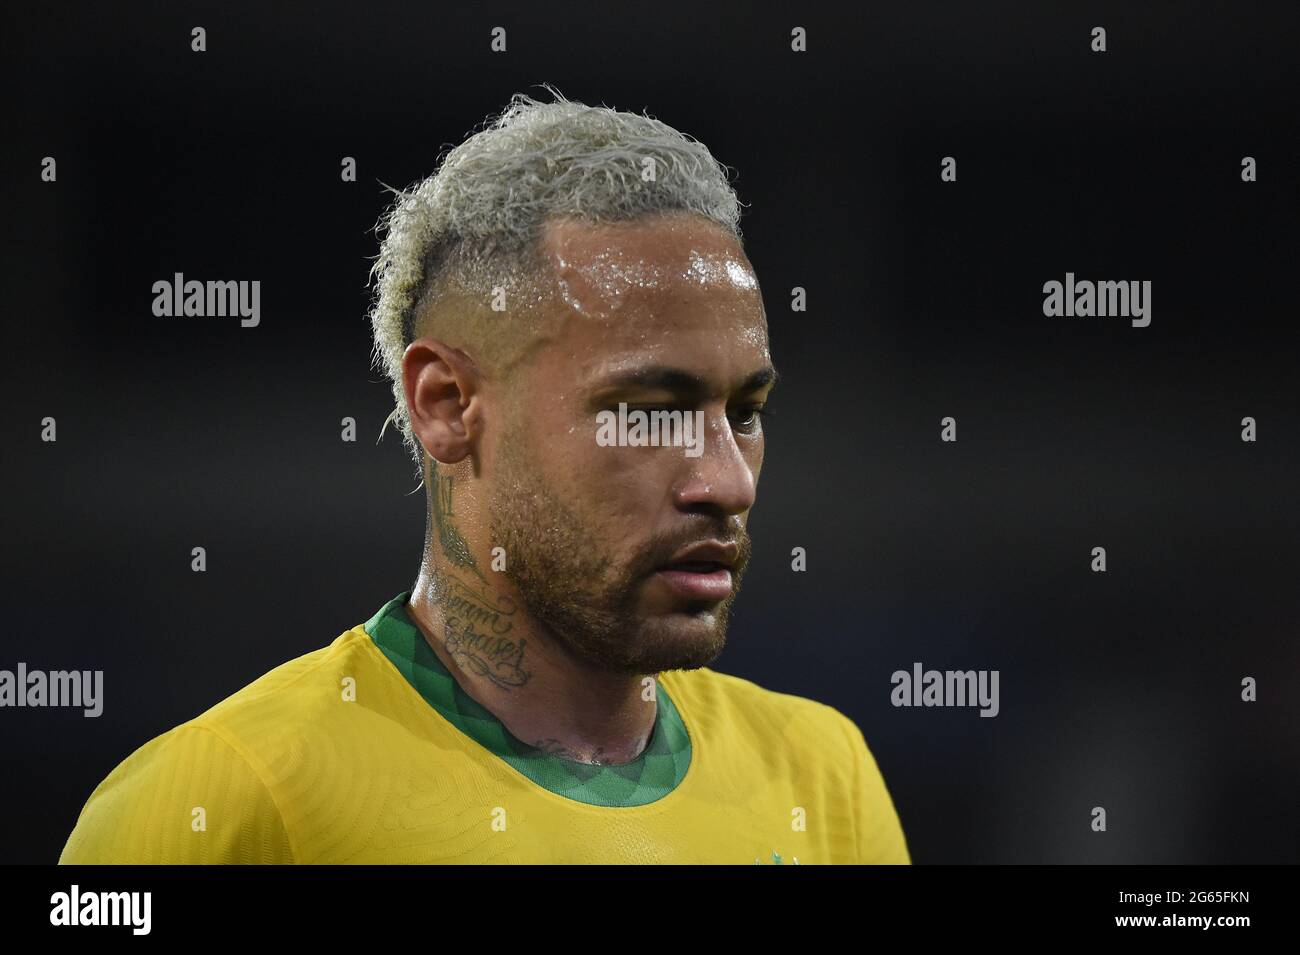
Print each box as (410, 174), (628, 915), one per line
(406, 558), (657, 765)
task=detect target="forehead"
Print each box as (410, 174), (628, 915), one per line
(534, 213), (769, 378)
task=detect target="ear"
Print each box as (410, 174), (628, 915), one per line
(402, 338), (484, 465)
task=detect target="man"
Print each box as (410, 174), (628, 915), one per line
(60, 88), (910, 864)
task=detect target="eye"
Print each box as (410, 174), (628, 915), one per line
(730, 405), (770, 433)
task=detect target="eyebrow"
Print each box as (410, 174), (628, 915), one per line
(593, 364), (779, 399)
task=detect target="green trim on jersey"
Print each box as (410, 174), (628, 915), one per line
(364, 592), (692, 807)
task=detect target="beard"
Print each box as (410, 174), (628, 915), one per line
(488, 428), (752, 676)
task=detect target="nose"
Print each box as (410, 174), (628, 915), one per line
(671, 407), (758, 517)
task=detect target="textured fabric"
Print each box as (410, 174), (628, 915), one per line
(60, 594), (911, 864)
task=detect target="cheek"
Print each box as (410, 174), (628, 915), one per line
(550, 424), (685, 525)
(748, 434), (765, 476)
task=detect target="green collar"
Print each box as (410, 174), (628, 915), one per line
(364, 592), (692, 807)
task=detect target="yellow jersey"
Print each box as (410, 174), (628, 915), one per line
(59, 593), (910, 864)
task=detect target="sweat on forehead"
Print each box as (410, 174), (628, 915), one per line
(540, 214), (760, 318)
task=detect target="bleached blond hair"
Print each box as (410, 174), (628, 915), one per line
(366, 85), (744, 482)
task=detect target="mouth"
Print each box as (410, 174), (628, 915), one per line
(652, 564), (734, 602)
(651, 542), (739, 603)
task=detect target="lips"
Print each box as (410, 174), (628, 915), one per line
(658, 541), (739, 572)
(652, 541), (738, 603)
(665, 560), (729, 573)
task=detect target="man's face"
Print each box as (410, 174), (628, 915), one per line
(487, 212), (774, 675)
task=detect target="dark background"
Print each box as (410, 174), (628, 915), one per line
(3, 1), (1297, 864)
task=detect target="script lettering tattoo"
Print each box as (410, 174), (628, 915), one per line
(425, 475), (528, 688)
(431, 565), (528, 689)
(442, 574), (517, 635)
(443, 618), (530, 689)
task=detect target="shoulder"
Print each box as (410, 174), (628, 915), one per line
(59, 625), (384, 864)
(659, 666), (865, 766)
(661, 666), (911, 863)
(191, 626), (382, 742)
(59, 719), (295, 863)
(149, 622), (396, 775)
